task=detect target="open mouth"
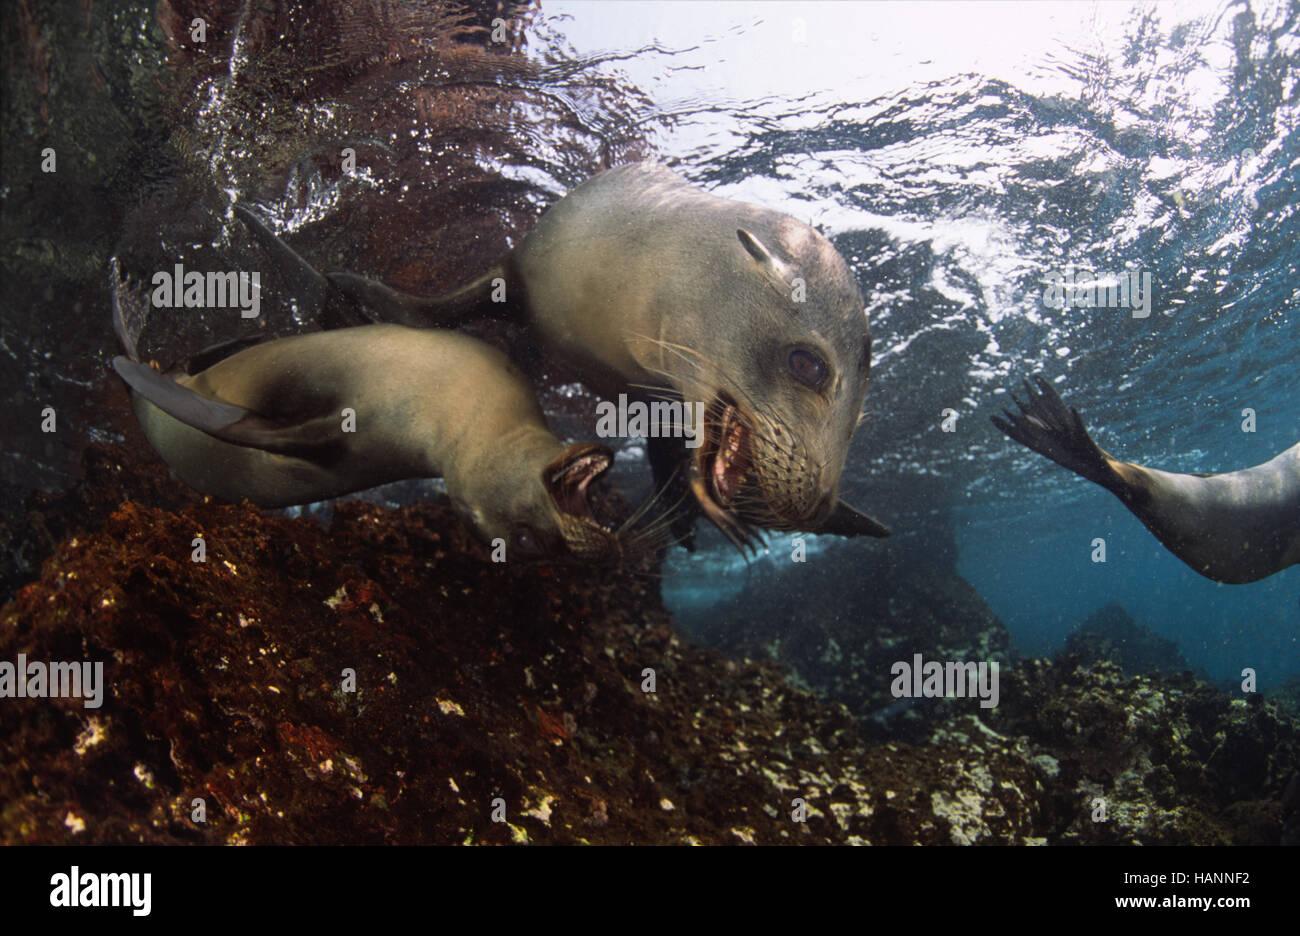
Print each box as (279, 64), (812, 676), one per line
(544, 443), (613, 520)
(691, 394), (762, 552)
(705, 394), (751, 507)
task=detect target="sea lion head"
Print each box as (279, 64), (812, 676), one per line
(456, 441), (622, 563)
(647, 217), (872, 544)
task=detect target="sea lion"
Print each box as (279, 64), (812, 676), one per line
(992, 375), (1300, 584)
(246, 162), (892, 550)
(112, 324), (624, 563)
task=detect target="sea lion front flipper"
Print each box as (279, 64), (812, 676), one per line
(112, 356), (345, 458)
(646, 433), (698, 551)
(990, 375), (1119, 489)
(819, 499), (892, 538)
(235, 204), (503, 328)
(113, 356), (248, 432)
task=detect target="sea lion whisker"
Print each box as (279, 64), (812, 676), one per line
(630, 495), (694, 538)
(615, 510), (687, 563)
(637, 366), (793, 460)
(635, 336), (760, 409)
(641, 338), (780, 432)
(621, 525), (679, 558)
(634, 354), (808, 467)
(617, 479), (689, 538)
(625, 381), (682, 402)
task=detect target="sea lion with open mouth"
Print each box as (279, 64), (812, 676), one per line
(245, 162), (892, 550)
(112, 320), (624, 563)
(993, 375), (1300, 584)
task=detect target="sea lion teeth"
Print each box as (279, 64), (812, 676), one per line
(992, 374), (1300, 584)
(709, 404), (750, 506)
(544, 446), (612, 521)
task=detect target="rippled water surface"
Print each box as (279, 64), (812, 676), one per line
(534, 0), (1297, 679)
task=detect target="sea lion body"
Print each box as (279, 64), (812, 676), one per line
(993, 376), (1300, 584)
(1106, 447), (1300, 584)
(116, 325), (618, 561)
(320, 163), (889, 547)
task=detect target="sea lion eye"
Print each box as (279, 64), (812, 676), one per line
(511, 527), (542, 557)
(788, 348), (827, 390)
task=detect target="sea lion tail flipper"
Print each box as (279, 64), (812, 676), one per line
(233, 205), (371, 330)
(819, 499), (892, 538)
(112, 355), (343, 457)
(326, 265), (509, 328)
(990, 374), (1119, 488)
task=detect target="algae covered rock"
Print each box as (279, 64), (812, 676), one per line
(0, 490), (1039, 845)
(1062, 601), (1191, 677)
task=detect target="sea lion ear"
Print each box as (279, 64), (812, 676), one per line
(737, 229), (796, 299)
(737, 228), (774, 264)
(818, 498), (892, 538)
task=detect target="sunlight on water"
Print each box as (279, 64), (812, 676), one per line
(537, 0), (1299, 682)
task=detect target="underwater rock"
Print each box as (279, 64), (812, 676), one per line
(982, 657), (1300, 844)
(1060, 601), (1191, 676)
(0, 435), (205, 604)
(3, 440), (1291, 845)
(0, 483), (1048, 845)
(674, 541), (1014, 742)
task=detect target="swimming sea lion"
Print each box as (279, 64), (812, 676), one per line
(250, 162), (892, 549)
(992, 375), (1300, 584)
(112, 324), (623, 563)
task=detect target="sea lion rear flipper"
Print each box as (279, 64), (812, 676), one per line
(113, 356), (247, 431)
(327, 265), (510, 329)
(236, 203), (498, 328)
(112, 355), (344, 457)
(233, 205), (372, 330)
(819, 499), (892, 538)
(327, 272), (452, 327)
(990, 375), (1119, 489)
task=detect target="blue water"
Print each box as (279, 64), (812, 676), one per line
(539, 0), (1299, 685)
